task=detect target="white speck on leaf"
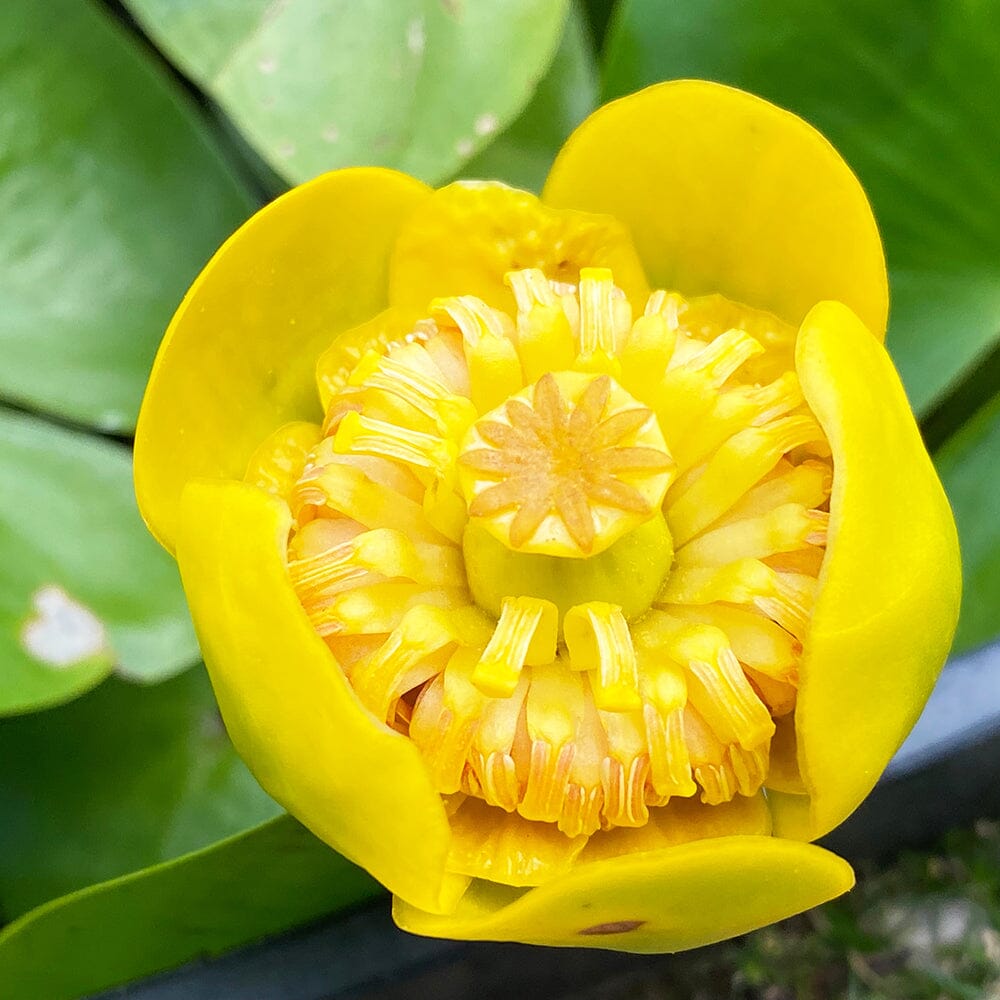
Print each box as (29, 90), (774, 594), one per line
(277, 140), (296, 159)
(407, 16), (425, 56)
(322, 124), (340, 143)
(257, 55), (278, 74)
(474, 113), (499, 137)
(21, 585), (109, 668)
(456, 137), (474, 157)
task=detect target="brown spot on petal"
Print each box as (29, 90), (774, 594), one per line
(578, 919), (646, 936)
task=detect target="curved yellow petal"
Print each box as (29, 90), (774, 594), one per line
(135, 168), (432, 553)
(390, 182), (649, 315)
(176, 478), (461, 914)
(543, 81), (888, 335)
(394, 836), (854, 952)
(776, 301), (961, 841)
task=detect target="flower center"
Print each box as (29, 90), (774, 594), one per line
(257, 265), (832, 849)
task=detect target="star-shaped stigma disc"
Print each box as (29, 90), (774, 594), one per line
(457, 372), (676, 557)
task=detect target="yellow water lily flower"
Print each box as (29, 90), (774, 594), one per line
(134, 81), (961, 952)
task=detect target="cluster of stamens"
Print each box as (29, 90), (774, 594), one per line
(257, 265), (831, 858)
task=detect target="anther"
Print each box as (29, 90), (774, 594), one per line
(472, 596), (558, 698)
(334, 410), (456, 475)
(564, 602), (641, 712)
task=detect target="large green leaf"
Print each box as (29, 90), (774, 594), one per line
(124, 0), (571, 186)
(0, 409), (199, 716)
(935, 393), (1000, 655)
(0, 814), (379, 1000)
(0, 0), (255, 432)
(0, 666), (279, 920)
(602, 0), (1000, 416)
(459, 2), (598, 193)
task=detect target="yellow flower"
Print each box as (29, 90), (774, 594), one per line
(134, 81), (961, 952)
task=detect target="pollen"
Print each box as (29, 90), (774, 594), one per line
(261, 261), (834, 869)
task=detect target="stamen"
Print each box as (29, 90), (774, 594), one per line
(578, 267), (627, 359)
(352, 604), (462, 721)
(564, 602), (641, 712)
(618, 313), (675, 403)
(599, 711), (651, 827)
(334, 410), (456, 475)
(667, 414), (825, 545)
(409, 647), (489, 793)
(672, 372), (804, 472)
(506, 268), (576, 382)
(658, 604), (800, 682)
(433, 296), (522, 412)
(295, 462), (446, 544)
(677, 504), (829, 566)
(312, 582), (467, 636)
(662, 624), (775, 751)
(348, 348), (477, 438)
(472, 596), (558, 698)
(520, 664), (587, 824)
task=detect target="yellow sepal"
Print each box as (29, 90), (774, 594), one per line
(778, 301), (961, 840)
(135, 168), (431, 553)
(395, 836), (854, 952)
(176, 478), (461, 914)
(543, 80), (888, 336)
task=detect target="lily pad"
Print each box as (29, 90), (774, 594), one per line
(602, 0), (1000, 416)
(0, 408), (200, 716)
(459, 2), (598, 193)
(124, 0), (571, 185)
(0, 813), (378, 1000)
(0, 666), (279, 919)
(935, 393), (1000, 655)
(0, 0), (254, 432)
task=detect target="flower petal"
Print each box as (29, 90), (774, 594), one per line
(135, 168), (431, 553)
(394, 836), (853, 952)
(775, 301), (961, 841)
(543, 81), (887, 335)
(176, 478), (461, 914)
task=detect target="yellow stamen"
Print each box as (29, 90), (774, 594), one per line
(506, 268), (576, 382)
(564, 602), (641, 712)
(472, 596), (558, 698)
(278, 264), (836, 843)
(676, 503), (829, 566)
(433, 296), (522, 412)
(667, 415), (825, 545)
(334, 410), (456, 476)
(578, 267), (631, 361)
(352, 604), (463, 721)
(348, 348), (477, 438)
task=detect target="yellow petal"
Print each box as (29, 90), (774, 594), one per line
(135, 168), (431, 553)
(176, 478), (461, 914)
(543, 81), (887, 335)
(390, 181), (649, 316)
(394, 836), (853, 952)
(776, 301), (961, 841)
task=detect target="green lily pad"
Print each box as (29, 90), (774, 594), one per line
(0, 666), (279, 919)
(0, 408), (199, 716)
(123, 0), (571, 186)
(0, 814), (378, 1000)
(459, 2), (598, 193)
(602, 0), (1000, 416)
(935, 393), (1000, 655)
(0, 0), (254, 432)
